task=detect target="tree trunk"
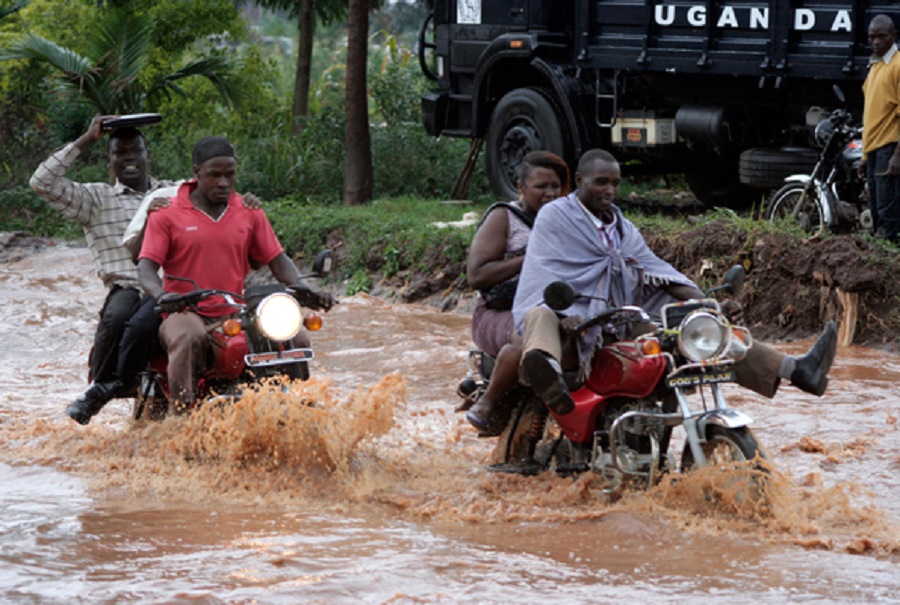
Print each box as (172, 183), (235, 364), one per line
(291, 0), (315, 133)
(342, 0), (373, 205)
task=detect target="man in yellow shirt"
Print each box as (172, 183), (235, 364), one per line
(860, 14), (900, 243)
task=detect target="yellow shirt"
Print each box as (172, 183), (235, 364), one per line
(862, 45), (900, 156)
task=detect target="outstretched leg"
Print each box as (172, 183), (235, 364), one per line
(734, 320), (838, 398)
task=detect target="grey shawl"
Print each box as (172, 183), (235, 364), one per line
(512, 192), (696, 365)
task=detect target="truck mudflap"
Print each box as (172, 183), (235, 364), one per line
(421, 91), (447, 137)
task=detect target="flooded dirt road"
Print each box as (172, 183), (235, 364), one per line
(1, 245), (899, 604)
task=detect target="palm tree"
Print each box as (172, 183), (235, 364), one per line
(0, 8), (246, 115)
(0, 0), (27, 21)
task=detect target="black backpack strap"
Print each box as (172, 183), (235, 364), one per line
(475, 202), (535, 231)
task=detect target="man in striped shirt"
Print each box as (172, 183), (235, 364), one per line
(30, 115), (179, 424)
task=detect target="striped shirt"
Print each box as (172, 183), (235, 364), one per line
(29, 142), (178, 289)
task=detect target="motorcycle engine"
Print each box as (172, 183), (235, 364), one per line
(594, 399), (663, 488)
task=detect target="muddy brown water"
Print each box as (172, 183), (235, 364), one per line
(1, 245), (899, 604)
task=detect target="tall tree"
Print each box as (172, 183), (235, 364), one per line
(342, 0), (372, 205)
(254, 0), (346, 133)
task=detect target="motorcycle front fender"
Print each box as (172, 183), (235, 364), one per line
(695, 408), (753, 438)
(779, 176), (835, 225)
(782, 174), (813, 184)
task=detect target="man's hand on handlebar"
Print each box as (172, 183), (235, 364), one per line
(560, 315), (584, 334)
(721, 300), (744, 325)
(293, 286), (336, 311)
(156, 292), (188, 314)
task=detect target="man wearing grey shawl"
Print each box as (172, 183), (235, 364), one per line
(512, 149), (838, 416)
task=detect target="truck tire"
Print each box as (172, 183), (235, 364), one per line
(686, 154), (760, 210)
(739, 147), (819, 190)
(486, 88), (569, 201)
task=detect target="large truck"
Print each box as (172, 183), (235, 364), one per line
(418, 1), (892, 207)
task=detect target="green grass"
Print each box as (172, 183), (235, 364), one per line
(266, 196), (479, 291)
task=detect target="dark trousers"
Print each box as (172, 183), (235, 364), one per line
(866, 143), (900, 242)
(116, 295), (162, 389)
(90, 286), (141, 383)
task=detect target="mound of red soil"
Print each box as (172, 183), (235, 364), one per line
(646, 220), (898, 349)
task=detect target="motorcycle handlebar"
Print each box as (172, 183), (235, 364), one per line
(575, 306), (650, 333)
(153, 289), (243, 315)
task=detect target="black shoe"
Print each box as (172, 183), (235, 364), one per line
(65, 396), (96, 425)
(465, 396), (506, 437)
(465, 397), (492, 432)
(520, 350), (575, 415)
(64, 379), (123, 425)
(790, 320), (838, 397)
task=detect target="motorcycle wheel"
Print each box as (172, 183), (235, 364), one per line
(681, 425), (766, 468)
(681, 426), (770, 508)
(489, 394), (549, 475)
(765, 183), (826, 234)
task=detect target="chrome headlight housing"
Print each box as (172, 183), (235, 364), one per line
(677, 311), (728, 362)
(255, 293), (303, 342)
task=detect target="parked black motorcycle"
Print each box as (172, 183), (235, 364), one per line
(765, 87), (871, 234)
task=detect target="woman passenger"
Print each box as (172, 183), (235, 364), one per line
(465, 150), (571, 434)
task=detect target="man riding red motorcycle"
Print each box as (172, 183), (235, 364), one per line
(137, 136), (334, 415)
(514, 149), (838, 416)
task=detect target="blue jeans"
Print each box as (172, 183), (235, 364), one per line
(865, 143), (900, 242)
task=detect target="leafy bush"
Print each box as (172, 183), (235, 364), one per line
(369, 34), (427, 126)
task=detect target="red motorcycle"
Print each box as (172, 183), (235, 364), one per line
(133, 251), (333, 420)
(458, 266), (769, 490)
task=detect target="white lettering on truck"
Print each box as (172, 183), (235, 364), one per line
(653, 5), (853, 32)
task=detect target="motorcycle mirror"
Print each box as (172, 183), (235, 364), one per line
(312, 250), (334, 277)
(833, 84), (846, 105)
(544, 280), (576, 311)
(722, 265), (745, 297)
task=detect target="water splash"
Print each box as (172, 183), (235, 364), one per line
(1, 373), (406, 505)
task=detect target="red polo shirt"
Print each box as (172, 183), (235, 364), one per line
(139, 180), (283, 316)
